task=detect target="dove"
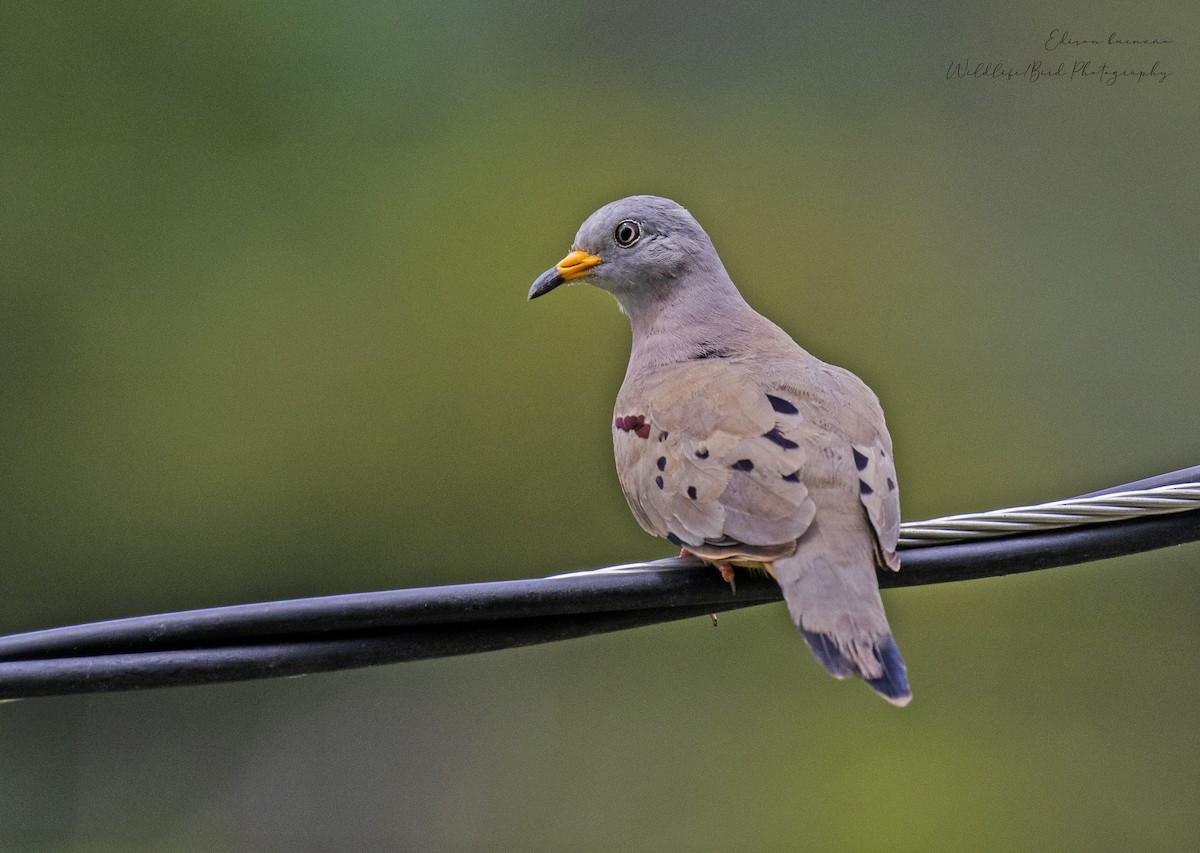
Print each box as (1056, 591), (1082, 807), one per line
(528, 195), (910, 706)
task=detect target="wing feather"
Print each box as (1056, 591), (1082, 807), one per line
(615, 361), (815, 552)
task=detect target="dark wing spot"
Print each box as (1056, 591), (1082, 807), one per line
(666, 532), (684, 547)
(687, 486), (697, 500)
(763, 427), (799, 450)
(732, 459), (755, 472)
(887, 477), (896, 492)
(658, 431), (668, 442)
(859, 479), (874, 495)
(656, 456), (666, 471)
(852, 448), (869, 471)
(694, 345), (732, 360)
(782, 471), (801, 482)
(766, 394), (799, 415)
(695, 449), (709, 459)
(655, 475), (664, 489)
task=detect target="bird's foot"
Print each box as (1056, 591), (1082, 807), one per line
(717, 562), (737, 594)
(679, 548), (736, 593)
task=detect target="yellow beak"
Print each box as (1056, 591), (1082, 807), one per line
(555, 250), (603, 281)
(528, 250), (603, 299)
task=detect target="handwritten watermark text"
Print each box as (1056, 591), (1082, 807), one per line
(946, 29), (1174, 86)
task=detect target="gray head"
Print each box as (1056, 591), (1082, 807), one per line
(527, 195), (738, 316)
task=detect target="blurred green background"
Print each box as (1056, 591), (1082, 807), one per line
(2, 1), (1198, 850)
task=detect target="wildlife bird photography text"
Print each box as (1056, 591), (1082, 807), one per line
(946, 28), (1175, 85)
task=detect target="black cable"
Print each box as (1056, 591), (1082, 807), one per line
(1, 465), (1197, 699)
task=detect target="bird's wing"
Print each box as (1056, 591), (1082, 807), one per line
(615, 356), (899, 567)
(613, 359), (817, 552)
(852, 439), (901, 570)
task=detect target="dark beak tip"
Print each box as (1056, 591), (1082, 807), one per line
(528, 269), (565, 301)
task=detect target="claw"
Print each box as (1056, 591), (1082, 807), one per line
(717, 562), (736, 594)
(680, 547), (736, 593)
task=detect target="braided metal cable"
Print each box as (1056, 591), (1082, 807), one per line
(897, 482), (1200, 546)
(549, 481), (1200, 578)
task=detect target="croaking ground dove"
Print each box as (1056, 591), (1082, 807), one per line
(528, 196), (910, 705)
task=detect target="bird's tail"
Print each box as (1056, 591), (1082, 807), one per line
(772, 537), (912, 707)
(801, 628), (911, 707)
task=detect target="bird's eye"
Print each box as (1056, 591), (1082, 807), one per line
(614, 219), (642, 248)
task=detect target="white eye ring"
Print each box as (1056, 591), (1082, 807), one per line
(614, 219), (642, 248)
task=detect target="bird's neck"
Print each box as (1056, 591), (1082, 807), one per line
(622, 270), (768, 370)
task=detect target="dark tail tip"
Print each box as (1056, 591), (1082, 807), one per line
(801, 630), (912, 707)
(801, 629), (855, 679)
(866, 634), (911, 707)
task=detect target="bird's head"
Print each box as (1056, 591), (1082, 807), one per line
(528, 195), (727, 313)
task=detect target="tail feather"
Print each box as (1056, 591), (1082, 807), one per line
(800, 629), (854, 679)
(802, 629), (911, 707)
(864, 634), (911, 707)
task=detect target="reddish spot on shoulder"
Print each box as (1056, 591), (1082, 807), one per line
(615, 414), (651, 440)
